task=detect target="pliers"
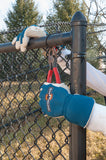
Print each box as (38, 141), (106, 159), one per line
(47, 47), (61, 84)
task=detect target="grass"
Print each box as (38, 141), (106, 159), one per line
(0, 81), (106, 159)
(87, 131), (106, 160)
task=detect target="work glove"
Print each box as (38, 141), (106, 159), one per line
(57, 47), (106, 97)
(57, 47), (71, 74)
(12, 25), (46, 52)
(39, 82), (94, 128)
(39, 83), (106, 136)
(57, 46), (71, 62)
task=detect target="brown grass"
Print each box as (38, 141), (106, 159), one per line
(0, 82), (106, 159)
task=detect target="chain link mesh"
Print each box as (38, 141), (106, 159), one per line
(0, 22), (106, 159)
(0, 23), (71, 160)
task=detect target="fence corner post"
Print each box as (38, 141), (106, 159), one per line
(69, 11), (87, 160)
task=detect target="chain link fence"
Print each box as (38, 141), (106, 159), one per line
(0, 23), (72, 160)
(0, 21), (106, 160)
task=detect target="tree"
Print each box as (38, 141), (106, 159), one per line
(46, 0), (106, 68)
(1, 0), (42, 80)
(5, 0), (42, 30)
(46, 0), (88, 34)
(46, 0), (87, 23)
(84, 0), (106, 70)
(54, 0), (87, 21)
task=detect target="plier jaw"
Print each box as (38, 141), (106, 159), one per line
(48, 48), (57, 69)
(47, 47), (61, 84)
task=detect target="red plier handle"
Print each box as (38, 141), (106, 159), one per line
(47, 47), (61, 84)
(47, 67), (61, 83)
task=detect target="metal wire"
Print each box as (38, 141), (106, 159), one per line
(0, 22), (106, 160)
(87, 29), (106, 34)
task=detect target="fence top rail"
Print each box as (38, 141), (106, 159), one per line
(0, 31), (72, 53)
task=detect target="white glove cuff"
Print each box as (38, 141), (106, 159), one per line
(44, 82), (70, 93)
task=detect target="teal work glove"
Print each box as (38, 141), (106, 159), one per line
(12, 25), (46, 52)
(39, 83), (95, 128)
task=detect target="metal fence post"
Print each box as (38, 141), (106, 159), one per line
(104, 96), (106, 105)
(69, 11), (87, 160)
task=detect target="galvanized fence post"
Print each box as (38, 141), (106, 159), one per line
(69, 11), (87, 160)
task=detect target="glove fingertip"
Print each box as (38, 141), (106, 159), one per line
(20, 45), (26, 52)
(15, 41), (20, 50)
(12, 37), (17, 45)
(22, 36), (29, 47)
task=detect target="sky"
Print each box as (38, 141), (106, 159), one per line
(0, 0), (106, 31)
(0, 0), (53, 30)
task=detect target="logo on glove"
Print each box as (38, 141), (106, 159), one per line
(45, 87), (53, 112)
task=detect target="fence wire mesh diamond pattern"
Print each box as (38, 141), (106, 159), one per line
(0, 22), (106, 160)
(0, 23), (71, 160)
